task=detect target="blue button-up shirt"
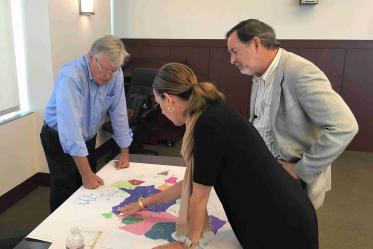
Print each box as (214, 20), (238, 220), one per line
(44, 55), (133, 157)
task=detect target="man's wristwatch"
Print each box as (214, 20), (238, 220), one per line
(184, 236), (199, 249)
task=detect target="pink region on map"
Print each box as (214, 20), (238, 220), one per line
(165, 177), (177, 184)
(119, 211), (177, 235)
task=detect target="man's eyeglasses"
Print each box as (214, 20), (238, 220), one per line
(94, 57), (118, 76)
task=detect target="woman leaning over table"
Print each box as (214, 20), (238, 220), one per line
(118, 63), (318, 249)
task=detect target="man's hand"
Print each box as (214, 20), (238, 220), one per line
(82, 172), (104, 189)
(152, 242), (187, 249)
(73, 156), (104, 189)
(277, 160), (299, 180)
(115, 147), (130, 169)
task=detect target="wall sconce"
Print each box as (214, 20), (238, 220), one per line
(79, 0), (95, 15)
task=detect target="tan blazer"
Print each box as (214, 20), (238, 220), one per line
(249, 49), (358, 208)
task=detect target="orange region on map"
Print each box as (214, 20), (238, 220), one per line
(157, 183), (171, 191)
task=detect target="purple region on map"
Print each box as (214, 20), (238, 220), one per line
(112, 185), (176, 215)
(209, 215), (226, 234)
(145, 222), (176, 242)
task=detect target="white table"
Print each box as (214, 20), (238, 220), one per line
(18, 155), (241, 249)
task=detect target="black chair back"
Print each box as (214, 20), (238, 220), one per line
(126, 67), (159, 96)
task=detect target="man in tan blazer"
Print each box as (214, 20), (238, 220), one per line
(226, 19), (358, 209)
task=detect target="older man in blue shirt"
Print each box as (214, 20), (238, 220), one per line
(41, 35), (133, 211)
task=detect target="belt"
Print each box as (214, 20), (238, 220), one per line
(43, 122), (59, 135)
(43, 122), (97, 143)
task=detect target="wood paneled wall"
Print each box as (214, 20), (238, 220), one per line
(121, 39), (373, 152)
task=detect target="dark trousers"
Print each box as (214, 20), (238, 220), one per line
(40, 124), (97, 212)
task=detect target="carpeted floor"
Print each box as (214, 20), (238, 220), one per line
(0, 149), (372, 249)
(317, 151), (373, 249)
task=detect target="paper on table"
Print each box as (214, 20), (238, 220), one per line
(27, 161), (242, 249)
(49, 230), (150, 249)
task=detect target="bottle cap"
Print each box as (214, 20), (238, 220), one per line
(71, 227), (80, 234)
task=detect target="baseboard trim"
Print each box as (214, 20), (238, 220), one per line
(37, 172), (50, 187)
(0, 173), (50, 214)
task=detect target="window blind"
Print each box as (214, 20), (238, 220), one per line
(0, 0), (20, 116)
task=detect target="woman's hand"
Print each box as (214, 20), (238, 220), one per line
(152, 242), (187, 249)
(117, 201), (142, 217)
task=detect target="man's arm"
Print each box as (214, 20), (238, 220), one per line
(293, 62), (358, 183)
(73, 156), (104, 189)
(108, 70), (133, 150)
(55, 74), (103, 188)
(55, 75), (89, 157)
(115, 147), (130, 169)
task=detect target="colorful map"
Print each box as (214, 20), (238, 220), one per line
(104, 175), (227, 244)
(112, 185), (176, 214)
(28, 162), (241, 249)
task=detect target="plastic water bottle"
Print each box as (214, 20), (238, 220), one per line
(66, 227), (84, 249)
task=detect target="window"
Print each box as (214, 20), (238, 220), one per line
(0, 0), (20, 117)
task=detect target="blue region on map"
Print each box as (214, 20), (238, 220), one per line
(145, 222), (176, 242)
(209, 215), (226, 234)
(112, 185), (176, 215)
(143, 216), (226, 242)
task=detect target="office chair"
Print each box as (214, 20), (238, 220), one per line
(102, 66), (185, 157)
(126, 67), (185, 148)
(102, 67), (159, 156)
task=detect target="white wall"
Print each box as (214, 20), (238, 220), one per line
(0, 0), (111, 196)
(0, 113), (41, 196)
(113, 0), (373, 39)
(48, 0), (111, 77)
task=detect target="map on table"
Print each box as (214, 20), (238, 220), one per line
(107, 178), (226, 243)
(27, 162), (241, 249)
